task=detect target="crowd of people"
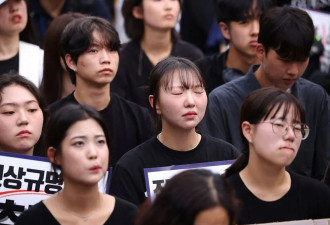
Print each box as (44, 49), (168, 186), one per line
(0, 0), (329, 224)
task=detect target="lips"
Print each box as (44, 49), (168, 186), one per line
(89, 165), (101, 172)
(183, 111), (197, 119)
(11, 14), (22, 23)
(279, 146), (295, 151)
(17, 130), (31, 137)
(99, 68), (113, 73)
(164, 14), (174, 19)
(250, 40), (258, 47)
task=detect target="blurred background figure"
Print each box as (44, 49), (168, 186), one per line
(111, 0), (204, 109)
(39, 12), (85, 106)
(27, 0), (112, 47)
(0, 0), (43, 86)
(136, 169), (238, 225)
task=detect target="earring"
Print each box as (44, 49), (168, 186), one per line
(248, 139), (252, 143)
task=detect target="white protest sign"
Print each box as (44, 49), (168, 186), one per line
(144, 160), (234, 200)
(0, 152), (110, 225)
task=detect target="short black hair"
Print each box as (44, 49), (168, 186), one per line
(217, 0), (275, 24)
(258, 6), (315, 61)
(60, 16), (120, 85)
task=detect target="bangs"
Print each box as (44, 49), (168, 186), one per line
(94, 28), (120, 52)
(263, 101), (303, 123)
(161, 68), (205, 91)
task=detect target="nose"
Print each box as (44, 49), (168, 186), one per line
(100, 49), (111, 64)
(287, 63), (299, 77)
(283, 125), (296, 141)
(88, 143), (98, 159)
(164, 0), (173, 9)
(9, 0), (19, 12)
(184, 91), (196, 108)
(250, 19), (259, 36)
(17, 110), (29, 126)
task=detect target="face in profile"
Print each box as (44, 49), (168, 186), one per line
(0, 84), (43, 155)
(155, 71), (207, 131)
(0, 0), (28, 35)
(194, 206), (230, 225)
(54, 118), (109, 185)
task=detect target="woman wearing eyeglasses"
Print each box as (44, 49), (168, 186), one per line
(224, 87), (330, 224)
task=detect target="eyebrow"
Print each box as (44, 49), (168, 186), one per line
(0, 100), (39, 108)
(70, 134), (105, 140)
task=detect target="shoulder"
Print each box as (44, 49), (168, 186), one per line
(15, 201), (49, 224)
(111, 93), (150, 115)
(19, 41), (43, 53)
(202, 135), (239, 155)
(172, 40), (204, 60)
(291, 172), (330, 192)
(296, 78), (329, 99)
(116, 137), (157, 167)
(106, 197), (137, 225)
(48, 93), (76, 114)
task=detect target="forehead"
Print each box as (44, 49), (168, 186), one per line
(266, 103), (300, 122)
(1, 84), (36, 103)
(65, 118), (104, 138)
(161, 69), (202, 88)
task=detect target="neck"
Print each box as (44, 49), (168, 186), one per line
(61, 71), (75, 98)
(0, 35), (19, 60)
(239, 152), (290, 201)
(158, 127), (201, 151)
(58, 184), (102, 216)
(39, 0), (65, 18)
(254, 65), (273, 88)
(74, 82), (110, 111)
(140, 28), (172, 65)
(226, 47), (259, 74)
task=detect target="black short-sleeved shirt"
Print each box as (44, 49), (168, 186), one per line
(15, 197), (137, 225)
(227, 172), (330, 224)
(110, 135), (239, 205)
(49, 92), (155, 167)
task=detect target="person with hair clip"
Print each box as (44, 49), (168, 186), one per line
(39, 12), (85, 106)
(136, 169), (238, 225)
(111, 0), (204, 109)
(224, 87), (330, 224)
(15, 104), (137, 225)
(110, 57), (239, 206)
(0, 0), (43, 86)
(0, 73), (46, 156)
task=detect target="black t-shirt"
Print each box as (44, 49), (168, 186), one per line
(110, 135), (239, 205)
(48, 92), (155, 167)
(0, 53), (19, 75)
(227, 172), (330, 224)
(15, 197), (137, 225)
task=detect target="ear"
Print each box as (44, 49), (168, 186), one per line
(219, 22), (230, 40)
(149, 95), (161, 115)
(132, 6), (143, 19)
(256, 44), (265, 62)
(47, 147), (61, 166)
(241, 121), (253, 143)
(65, 54), (77, 72)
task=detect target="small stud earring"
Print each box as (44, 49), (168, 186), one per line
(248, 139), (252, 143)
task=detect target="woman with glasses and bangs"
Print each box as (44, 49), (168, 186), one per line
(224, 87), (330, 224)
